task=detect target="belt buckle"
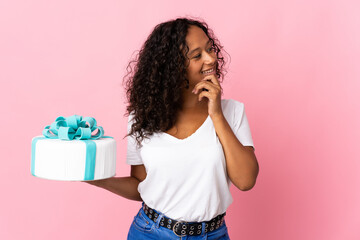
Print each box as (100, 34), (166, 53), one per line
(172, 221), (187, 237)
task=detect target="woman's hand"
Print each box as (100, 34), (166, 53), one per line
(82, 178), (109, 187)
(192, 74), (223, 118)
(81, 177), (143, 201)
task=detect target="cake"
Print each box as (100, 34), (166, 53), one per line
(31, 115), (116, 181)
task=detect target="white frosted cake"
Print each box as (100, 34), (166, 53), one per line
(31, 115), (116, 181)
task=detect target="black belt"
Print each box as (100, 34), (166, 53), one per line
(142, 202), (226, 237)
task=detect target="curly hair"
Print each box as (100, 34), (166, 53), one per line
(123, 17), (228, 148)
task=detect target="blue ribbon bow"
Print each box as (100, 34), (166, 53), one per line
(42, 115), (104, 140)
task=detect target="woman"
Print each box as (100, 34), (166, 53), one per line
(87, 17), (259, 239)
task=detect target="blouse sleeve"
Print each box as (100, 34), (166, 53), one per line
(229, 99), (255, 150)
(126, 112), (144, 165)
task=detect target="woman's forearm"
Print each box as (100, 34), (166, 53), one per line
(85, 176), (142, 201)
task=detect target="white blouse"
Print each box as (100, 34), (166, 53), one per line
(126, 99), (255, 222)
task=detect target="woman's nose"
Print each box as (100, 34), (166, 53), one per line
(203, 51), (216, 64)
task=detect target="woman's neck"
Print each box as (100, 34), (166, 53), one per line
(180, 89), (208, 111)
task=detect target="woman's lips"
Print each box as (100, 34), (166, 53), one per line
(201, 67), (215, 76)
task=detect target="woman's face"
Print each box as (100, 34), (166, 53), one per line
(184, 25), (217, 88)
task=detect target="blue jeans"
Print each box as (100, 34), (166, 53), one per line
(127, 203), (231, 240)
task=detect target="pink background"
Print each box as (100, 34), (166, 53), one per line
(1, 0), (359, 239)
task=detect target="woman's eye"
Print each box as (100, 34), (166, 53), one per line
(193, 46), (214, 59)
